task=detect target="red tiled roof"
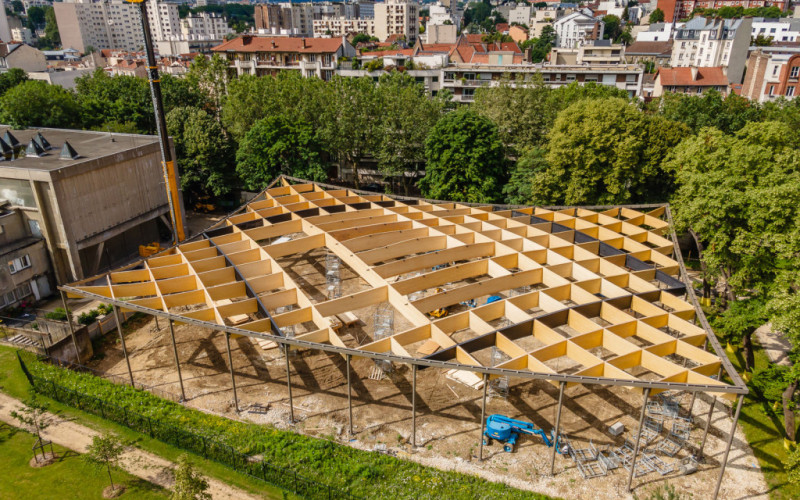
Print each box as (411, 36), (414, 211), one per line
(212, 36), (343, 53)
(656, 66), (728, 87)
(361, 49), (414, 57)
(495, 23), (510, 32)
(464, 34), (484, 44)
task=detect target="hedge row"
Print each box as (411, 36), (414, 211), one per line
(24, 353), (551, 499)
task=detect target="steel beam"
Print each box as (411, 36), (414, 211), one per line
(550, 381), (566, 476)
(224, 332), (239, 412)
(168, 319), (186, 401)
(478, 373), (488, 461)
(60, 290), (81, 364)
(112, 304), (134, 386)
(713, 396), (744, 500)
(627, 388), (650, 492)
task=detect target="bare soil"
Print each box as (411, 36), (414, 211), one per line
(29, 452), (58, 468)
(88, 313), (769, 500)
(102, 485), (125, 498)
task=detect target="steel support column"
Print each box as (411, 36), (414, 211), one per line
(627, 388), (650, 491)
(285, 344), (295, 423)
(478, 373), (489, 461)
(112, 305), (134, 386)
(346, 354), (353, 435)
(168, 319), (185, 402)
(699, 395), (717, 458)
(712, 395), (744, 500)
(224, 332), (239, 412)
(60, 290), (81, 363)
(550, 381), (566, 476)
(411, 363), (417, 448)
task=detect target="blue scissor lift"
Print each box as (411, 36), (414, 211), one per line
(482, 414), (569, 454)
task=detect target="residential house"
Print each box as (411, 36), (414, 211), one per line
(670, 17), (753, 83)
(553, 12), (604, 48)
(0, 42), (47, 72)
(654, 66), (729, 96)
(211, 35), (356, 80)
(741, 46), (800, 101)
(549, 40), (625, 65)
(636, 22), (673, 42)
(625, 40), (673, 66)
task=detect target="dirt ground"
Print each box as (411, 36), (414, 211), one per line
(86, 311), (768, 500)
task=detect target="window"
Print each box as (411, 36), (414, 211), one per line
(8, 255), (31, 274)
(769, 85), (775, 96)
(16, 282), (32, 299)
(788, 86), (795, 97)
(28, 220), (41, 237)
(792, 66), (800, 78)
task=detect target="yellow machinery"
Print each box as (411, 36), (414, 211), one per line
(428, 288), (449, 318)
(139, 242), (162, 257)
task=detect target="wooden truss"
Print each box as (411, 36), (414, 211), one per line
(64, 179), (744, 397)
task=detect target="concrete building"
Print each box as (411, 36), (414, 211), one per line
(741, 46), (800, 101)
(146, 0), (181, 42)
(0, 201), (53, 309)
(374, 0), (419, 43)
(654, 66), (729, 96)
(0, 42), (47, 72)
(636, 22), (673, 42)
(658, 0), (788, 23)
(10, 27), (35, 45)
(0, 7), (12, 43)
(553, 12), (603, 48)
(211, 35), (356, 80)
(0, 127), (174, 284)
(426, 23), (458, 44)
(549, 40), (625, 65)
(313, 17), (375, 37)
(54, 0), (146, 53)
(750, 17), (800, 43)
(181, 12), (232, 41)
(507, 5), (533, 26)
(670, 17), (752, 83)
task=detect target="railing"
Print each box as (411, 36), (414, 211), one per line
(17, 352), (358, 500)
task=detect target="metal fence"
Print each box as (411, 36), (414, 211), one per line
(17, 352), (357, 500)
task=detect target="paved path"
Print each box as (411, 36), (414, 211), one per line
(0, 392), (265, 500)
(754, 322), (792, 366)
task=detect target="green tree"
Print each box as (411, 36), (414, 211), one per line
(166, 106), (236, 199)
(185, 54), (231, 116)
(504, 147), (548, 204)
(11, 0), (23, 12)
(668, 122), (800, 301)
(374, 72), (443, 194)
(649, 8), (665, 23)
(352, 33), (372, 44)
(75, 69), (154, 133)
(533, 98), (687, 205)
(0, 68), (27, 97)
(42, 7), (60, 49)
(320, 76), (381, 189)
(603, 15), (622, 41)
(235, 114), (326, 190)
(785, 447), (800, 485)
(0, 80), (80, 128)
(473, 74), (553, 153)
(653, 90), (763, 134)
(171, 454), (211, 500)
(83, 433), (126, 494)
(420, 108), (506, 203)
(712, 298), (767, 373)
(161, 73), (209, 112)
(26, 5), (44, 30)
(10, 396), (50, 443)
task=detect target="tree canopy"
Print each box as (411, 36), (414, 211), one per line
(419, 108), (506, 203)
(0, 80), (80, 129)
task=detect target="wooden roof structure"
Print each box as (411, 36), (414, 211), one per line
(63, 177), (746, 398)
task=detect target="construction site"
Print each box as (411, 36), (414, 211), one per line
(60, 177), (764, 500)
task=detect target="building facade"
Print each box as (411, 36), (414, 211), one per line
(670, 17), (752, 83)
(654, 66), (729, 96)
(374, 0), (419, 43)
(0, 128), (174, 284)
(658, 0), (788, 23)
(742, 47), (800, 101)
(313, 17), (375, 37)
(553, 12), (604, 48)
(0, 202), (53, 310)
(0, 42), (47, 72)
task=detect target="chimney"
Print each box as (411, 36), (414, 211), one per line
(242, 35), (252, 45)
(60, 140), (81, 160)
(271, 39), (277, 48)
(302, 37), (306, 49)
(690, 66), (698, 81)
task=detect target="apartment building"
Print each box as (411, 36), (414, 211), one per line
(254, 3), (316, 36)
(181, 12), (232, 41)
(750, 17), (800, 43)
(55, 0), (145, 53)
(0, 128), (174, 284)
(553, 12), (604, 48)
(657, 0), (788, 23)
(0, 201), (53, 310)
(0, 6), (11, 43)
(374, 0), (419, 43)
(636, 22), (673, 42)
(212, 35), (356, 80)
(670, 17), (752, 83)
(314, 17), (375, 37)
(147, 0), (181, 41)
(742, 46), (800, 101)
(549, 40), (626, 65)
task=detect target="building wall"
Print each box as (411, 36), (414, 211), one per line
(742, 49), (770, 101)
(1, 8), (13, 43)
(374, 0), (419, 43)
(4, 44), (47, 72)
(0, 209), (52, 308)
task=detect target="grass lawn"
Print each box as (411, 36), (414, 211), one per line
(0, 346), (291, 500)
(716, 335), (800, 499)
(0, 424), (167, 499)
